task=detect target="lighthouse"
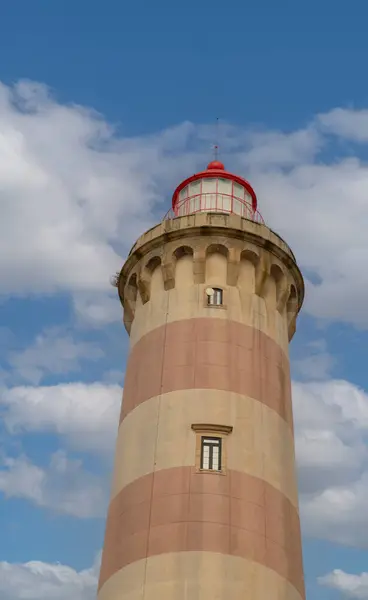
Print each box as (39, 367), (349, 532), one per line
(98, 160), (305, 599)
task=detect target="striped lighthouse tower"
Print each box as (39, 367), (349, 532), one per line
(98, 160), (305, 600)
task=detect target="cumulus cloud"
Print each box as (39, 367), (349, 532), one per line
(0, 451), (108, 518)
(3, 376), (368, 545)
(318, 107), (368, 142)
(0, 381), (120, 518)
(2, 374), (368, 548)
(242, 126), (321, 168)
(8, 327), (104, 384)
(250, 157), (368, 327)
(0, 80), (199, 305)
(319, 569), (368, 598)
(5, 80), (368, 557)
(0, 382), (121, 454)
(0, 552), (100, 600)
(293, 379), (368, 546)
(3, 374), (368, 547)
(235, 108), (368, 328)
(72, 291), (121, 327)
(3, 80), (368, 327)
(0, 83), (121, 296)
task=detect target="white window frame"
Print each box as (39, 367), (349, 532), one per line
(200, 436), (222, 471)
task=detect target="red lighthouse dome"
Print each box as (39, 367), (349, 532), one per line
(206, 159), (225, 170)
(171, 161), (262, 223)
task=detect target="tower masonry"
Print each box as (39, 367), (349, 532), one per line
(98, 160), (305, 599)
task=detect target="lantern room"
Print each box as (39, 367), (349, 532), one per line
(171, 160), (264, 223)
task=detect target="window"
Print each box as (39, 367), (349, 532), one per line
(206, 287), (223, 306)
(189, 181), (201, 213)
(233, 182), (245, 200)
(201, 436), (222, 471)
(191, 424), (232, 474)
(179, 186), (188, 200)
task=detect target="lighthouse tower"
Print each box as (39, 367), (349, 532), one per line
(98, 161), (305, 599)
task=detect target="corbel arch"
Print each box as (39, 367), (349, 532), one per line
(123, 272), (138, 332)
(205, 243), (229, 286)
(238, 248), (259, 293)
(173, 244), (194, 260)
(205, 243), (229, 259)
(270, 263), (289, 312)
(287, 284), (298, 340)
(172, 245), (195, 288)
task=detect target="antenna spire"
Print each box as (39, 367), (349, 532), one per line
(207, 118), (225, 171)
(213, 117), (219, 160)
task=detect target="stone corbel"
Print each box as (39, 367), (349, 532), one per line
(255, 253), (271, 297)
(123, 300), (134, 334)
(227, 247), (241, 286)
(286, 283), (298, 337)
(193, 247), (206, 284)
(277, 281), (290, 313)
(162, 259), (175, 291)
(288, 314), (297, 341)
(137, 271), (150, 304)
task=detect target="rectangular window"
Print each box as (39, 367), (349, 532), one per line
(232, 198), (241, 216)
(233, 182), (245, 200)
(217, 178), (232, 195)
(201, 436), (222, 471)
(207, 287), (223, 306)
(179, 186), (188, 200)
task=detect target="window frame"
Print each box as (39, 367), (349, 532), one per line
(205, 286), (225, 308)
(200, 435), (222, 471)
(191, 423), (233, 475)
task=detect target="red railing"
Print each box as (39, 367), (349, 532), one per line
(164, 192), (264, 224)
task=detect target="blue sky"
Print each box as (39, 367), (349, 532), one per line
(1, 1), (368, 598)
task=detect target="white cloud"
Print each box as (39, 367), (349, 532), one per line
(318, 107), (368, 142)
(2, 375), (368, 546)
(8, 327), (103, 384)
(3, 374), (368, 547)
(0, 382), (121, 454)
(0, 451), (108, 518)
(0, 89), (120, 295)
(249, 157), (368, 327)
(292, 339), (335, 381)
(293, 379), (368, 546)
(243, 126), (321, 168)
(9, 78), (368, 596)
(3, 81), (368, 327)
(301, 474), (368, 547)
(0, 80), (197, 302)
(6, 80), (368, 553)
(0, 552), (100, 600)
(294, 379), (368, 437)
(3, 376), (368, 543)
(72, 291), (122, 327)
(319, 569), (368, 598)
(0, 382), (120, 518)
(233, 108), (368, 328)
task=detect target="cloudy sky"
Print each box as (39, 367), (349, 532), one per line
(1, 1), (368, 598)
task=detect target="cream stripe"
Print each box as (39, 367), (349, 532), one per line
(130, 283), (289, 356)
(98, 551), (304, 600)
(110, 389), (299, 508)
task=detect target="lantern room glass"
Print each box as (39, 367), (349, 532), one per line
(176, 177), (254, 219)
